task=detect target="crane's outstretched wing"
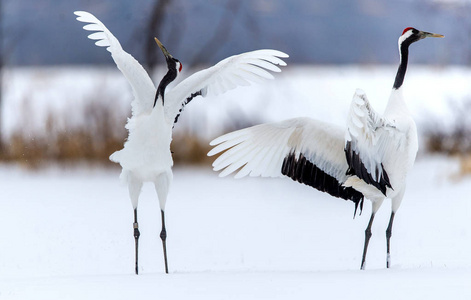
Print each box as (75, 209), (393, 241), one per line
(344, 89), (400, 196)
(165, 50), (288, 124)
(74, 11), (155, 116)
(208, 118), (364, 210)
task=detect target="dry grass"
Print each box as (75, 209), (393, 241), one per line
(422, 98), (471, 177)
(423, 98), (471, 156)
(0, 98), (213, 168)
(451, 154), (471, 180)
(171, 134), (213, 166)
(6, 92), (471, 175)
(1, 97), (126, 167)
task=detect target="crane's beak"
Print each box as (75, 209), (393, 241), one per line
(420, 31), (444, 38)
(154, 37), (173, 60)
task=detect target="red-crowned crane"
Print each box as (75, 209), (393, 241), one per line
(208, 27), (443, 270)
(74, 11), (288, 274)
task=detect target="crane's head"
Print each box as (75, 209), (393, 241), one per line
(393, 27), (443, 89)
(399, 27), (444, 47)
(154, 37), (183, 74)
(154, 37), (182, 107)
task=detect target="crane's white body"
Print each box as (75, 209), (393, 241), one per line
(75, 10), (288, 273)
(207, 27), (446, 272)
(110, 102), (173, 210)
(212, 26), (443, 270)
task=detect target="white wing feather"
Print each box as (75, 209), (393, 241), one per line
(208, 118), (348, 182)
(345, 89), (401, 184)
(165, 49), (288, 123)
(74, 11), (155, 116)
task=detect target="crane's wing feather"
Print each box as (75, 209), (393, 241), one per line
(344, 89), (401, 195)
(209, 118), (364, 209)
(74, 11), (155, 116)
(165, 49), (288, 124)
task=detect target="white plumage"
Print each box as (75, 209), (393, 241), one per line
(209, 118), (347, 181)
(74, 10), (288, 274)
(209, 27), (443, 270)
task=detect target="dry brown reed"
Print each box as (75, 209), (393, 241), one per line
(0, 98), (213, 168)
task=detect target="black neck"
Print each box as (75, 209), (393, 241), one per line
(154, 66), (177, 107)
(393, 43), (410, 90)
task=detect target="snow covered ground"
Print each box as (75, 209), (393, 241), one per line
(0, 155), (470, 299)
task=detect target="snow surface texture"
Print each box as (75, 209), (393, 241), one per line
(3, 66), (471, 141)
(0, 156), (470, 299)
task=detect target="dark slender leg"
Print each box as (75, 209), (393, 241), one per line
(160, 210), (169, 274)
(386, 211), (396, 268)
(361, 212), (376, 270)
(133, 208), (140, 275)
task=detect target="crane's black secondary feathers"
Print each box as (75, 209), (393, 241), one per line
(281, 151), (364, 215)
(174, 90), (203, 124)
(344, 141), (392, 196)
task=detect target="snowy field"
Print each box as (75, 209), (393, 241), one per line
(0, 155), (470, 299)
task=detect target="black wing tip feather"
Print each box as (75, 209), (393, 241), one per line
(344, 141), (392, 196)
(282, 152), (364, 214)
(353, 198), (364, 218)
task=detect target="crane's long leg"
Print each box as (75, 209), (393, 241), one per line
(133, 208), (140, 275)
(361, 212), (375, 270)
(386, 211), (396, 268)
(160, 209), (168, 274)
(154, 172), (171, 274)
(128, 175), (142, 275)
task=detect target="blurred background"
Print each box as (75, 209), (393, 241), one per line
(0, 0), (470, 170)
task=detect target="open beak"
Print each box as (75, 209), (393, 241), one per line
(420, 31), (444, 38)
(154, 37), (173, 59)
